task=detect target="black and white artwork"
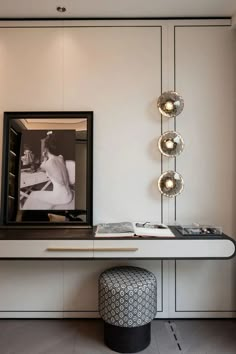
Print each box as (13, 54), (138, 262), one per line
(19, 130), (75, 210)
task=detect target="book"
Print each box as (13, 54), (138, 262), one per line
(95, 222), (134, 237)
(95, 222), (175, 238)
(134, 222), (175, 237)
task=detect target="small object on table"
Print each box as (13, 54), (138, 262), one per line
(176, 224), (223, 236)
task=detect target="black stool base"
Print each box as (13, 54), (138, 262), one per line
(104, 321), (151, 353)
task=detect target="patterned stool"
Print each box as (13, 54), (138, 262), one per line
(98, 266), (157, 353)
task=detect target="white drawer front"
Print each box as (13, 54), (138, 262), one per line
(0, 240), (93, 258)
(94, 240), (155, 258)
(93, 239), (235, 258)
(0, 238), (234, 259)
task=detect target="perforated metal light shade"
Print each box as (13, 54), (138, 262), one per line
(158, 131), (184, 157)
(157, 91), (184, 118)
(158, 171), (184, 198)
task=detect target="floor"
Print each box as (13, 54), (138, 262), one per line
(0, 319), (235, 354)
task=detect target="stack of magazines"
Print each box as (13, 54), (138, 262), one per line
(95, 222), (175, 237)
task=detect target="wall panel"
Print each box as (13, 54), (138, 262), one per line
(0, 261), (63, 312)
(0, 21), (235, 318)
(175, 26), (235, 232)
(176, 260), (236, 312)
(174, 26), (236, 315)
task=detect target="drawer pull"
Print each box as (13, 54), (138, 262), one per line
(46, 247), (138, 252)
(94, 248), (138, 252)
(47, 247), (93, 252)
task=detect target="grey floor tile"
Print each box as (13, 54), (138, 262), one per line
(174, 320), (236, 354)
(152, 320), (179, 354)
(0, 320), (77, 354)
(0, 319), (235, 354)
(74, 319), (117, 354)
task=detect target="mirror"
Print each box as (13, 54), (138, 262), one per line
(1, 111), (93, 227)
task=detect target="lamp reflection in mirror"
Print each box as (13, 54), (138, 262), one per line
(158, 131), (184, 157)
(157, 91), (184, 118)
(158, 171), (184, 197)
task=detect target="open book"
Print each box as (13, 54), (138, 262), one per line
(95, 222), (175, 238)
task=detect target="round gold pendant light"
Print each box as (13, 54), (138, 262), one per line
(158, 131), (184, 157)
(157, 91), (184, 118)
(158, 171), (184, 198)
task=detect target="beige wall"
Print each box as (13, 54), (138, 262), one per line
(0, 20), (235, 318)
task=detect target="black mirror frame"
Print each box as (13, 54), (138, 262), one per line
(0, 111), (93, 228)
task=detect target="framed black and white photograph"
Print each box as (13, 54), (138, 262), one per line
(0, 111), (93, 227)
(20, 130), (76, 211)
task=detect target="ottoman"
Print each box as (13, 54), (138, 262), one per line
(98, 266), (157, 353)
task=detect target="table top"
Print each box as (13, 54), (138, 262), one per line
(0, 226), (234, 242)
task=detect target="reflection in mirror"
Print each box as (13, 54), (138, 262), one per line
(1, 112), (93, 227)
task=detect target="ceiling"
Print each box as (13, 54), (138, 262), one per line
(0, 0), (235, 19)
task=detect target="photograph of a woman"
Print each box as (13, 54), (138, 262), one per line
(20, 130), (75, 210)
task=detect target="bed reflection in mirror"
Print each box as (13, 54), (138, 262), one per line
(1, 112), (93, 227)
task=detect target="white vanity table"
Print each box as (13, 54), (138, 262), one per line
(0, 227), (234, 260)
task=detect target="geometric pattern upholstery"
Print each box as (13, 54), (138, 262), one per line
(98, 266), (157, 328)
